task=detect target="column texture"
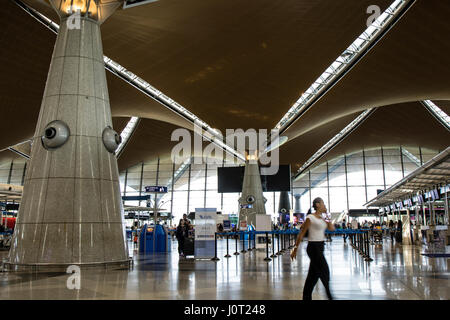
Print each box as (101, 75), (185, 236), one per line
(8, 16), (128, 266)
(239, 162), (266, 227)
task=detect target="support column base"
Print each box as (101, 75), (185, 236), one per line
(3, 258), (132, 273)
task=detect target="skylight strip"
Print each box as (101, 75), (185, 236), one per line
(166, 157), (192, 188)
(275, 0), (414, 132)
(116, 116), (139, 157)
(14, 0), (245, 163)
(294, 108), (375, 180)
(401, 148), (421, 167)
(422, 100), (450, 130)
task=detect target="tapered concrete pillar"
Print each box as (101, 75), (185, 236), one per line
(7, 0), (128, 270)
(238, 160), (266, 228)
(294, 194), (301, 213)
(278, 191), (291, 224)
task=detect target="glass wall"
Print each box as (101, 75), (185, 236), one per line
(293, 147), (439, 213)
(0, 159), (27, 185)
(117, 146), (440, 224)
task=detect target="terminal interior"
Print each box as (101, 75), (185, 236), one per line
(0, 0), (449, 300)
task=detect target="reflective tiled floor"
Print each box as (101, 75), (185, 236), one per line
(0, 237), (449, 300)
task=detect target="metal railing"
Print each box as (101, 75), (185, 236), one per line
(211, 229), (373, 262)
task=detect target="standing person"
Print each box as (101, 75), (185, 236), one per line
(388, 220), (395, 242)
(396, 220), (403, 243)
(176, 219), (187, 257)
(342, 219), (348, 243)
(290, 197), (335, 300)
(183, 213), (191, 225)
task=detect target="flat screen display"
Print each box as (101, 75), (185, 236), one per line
(217, 165), (291, 193)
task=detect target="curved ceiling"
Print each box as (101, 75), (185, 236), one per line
(0, 0), (193, 151)
(1, 0), (449, 174)
(304, 101), (450, 171)
(22, 0), (393, 132)
(279, 111), (359, 172)
(283, 0), (450, 141)
(116, 117), (229, 172)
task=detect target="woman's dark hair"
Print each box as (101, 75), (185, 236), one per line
(312, 197), (323, 210)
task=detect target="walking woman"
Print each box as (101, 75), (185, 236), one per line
(290, 197), (335, 300)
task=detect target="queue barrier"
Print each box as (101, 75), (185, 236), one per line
(211, 229), (373, 262)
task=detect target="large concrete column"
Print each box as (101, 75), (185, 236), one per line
(239, 161), (266, 228)
(7, 0), (128, 269)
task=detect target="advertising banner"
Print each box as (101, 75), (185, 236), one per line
(194, 208), (217, 258)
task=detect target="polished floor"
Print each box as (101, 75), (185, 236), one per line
(0, 236), (449, 300)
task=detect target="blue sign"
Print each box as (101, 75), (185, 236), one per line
(145, 186), (168, 193)
(122, 195), (151, 201)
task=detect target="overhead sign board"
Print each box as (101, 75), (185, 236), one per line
(122, 195), (151, 201)
(145, 186), (168, 193)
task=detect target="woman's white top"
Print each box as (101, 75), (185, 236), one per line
(306, 214), (327, 242)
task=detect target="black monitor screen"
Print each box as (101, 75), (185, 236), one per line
(218, 165), (291, 193)
(5, 203), (19, 211)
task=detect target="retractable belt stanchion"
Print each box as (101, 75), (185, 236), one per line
(224, 233), (231, 258)
(211, 233), (220, 261)
(358, 233), (362, 254)
(365, 231), (373, 262)
(241, 232), (247, 253)
(362, 232), (366, 256)
(264, 232), (272, 261)
(288, 231), (291, 248)
(270, 231), (277, 258)
(247, 231), (252, 251)
(234, 232), (240, 255)
(276, 231), (282, 255)
(253, 232), (256, 250)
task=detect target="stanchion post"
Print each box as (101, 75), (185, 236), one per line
(241, 231), (247, 253)
(225, 234), (231, 258)
(288, 231), (292, 249)
(270, 231), (277, 258)
(247, 231), (252, 251)
(211, 233), (220, 261)
(276, 231), (282, 255)
(234, 232), (240, 255)
(362, 232), (367, 258)
(365, 231), (373, 262)
(358, 233), (361, 254)
(264, 232), (272, 261)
